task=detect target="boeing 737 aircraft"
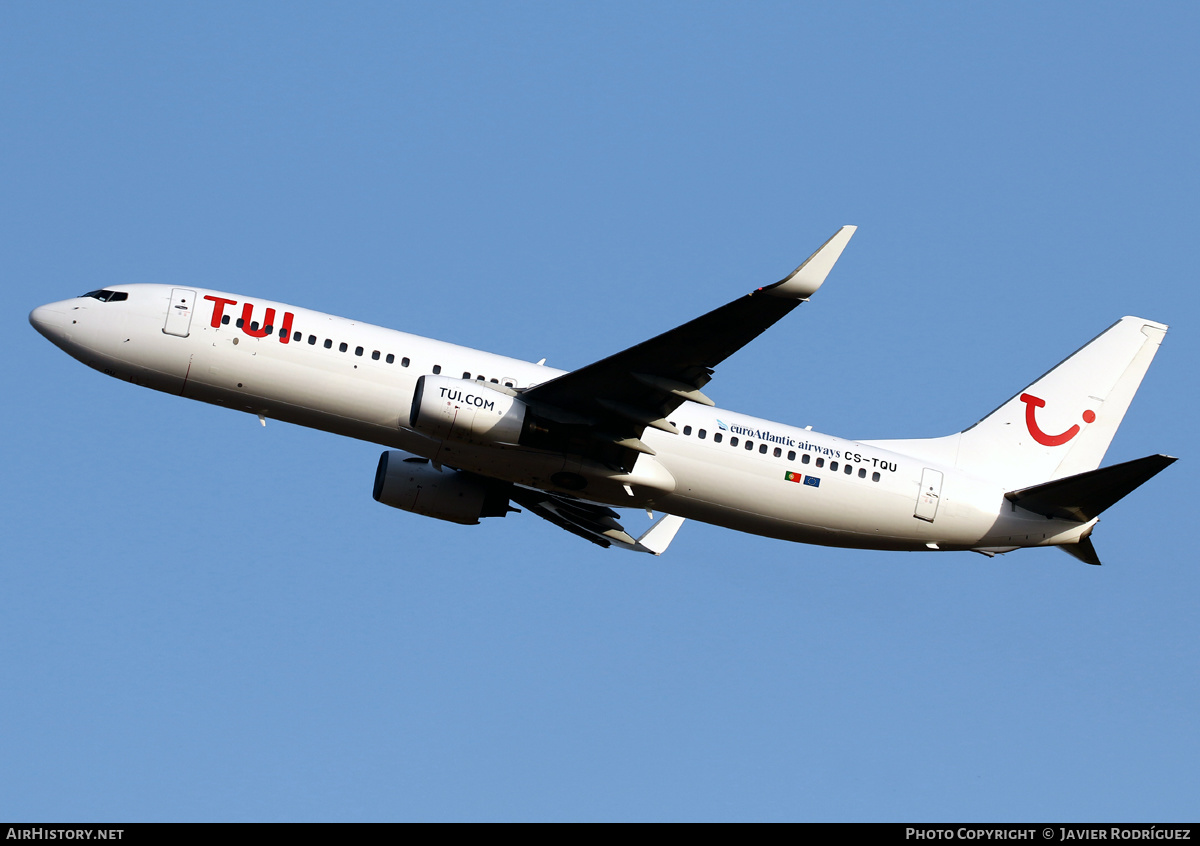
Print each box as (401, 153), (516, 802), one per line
(29, 227), (1173, 563)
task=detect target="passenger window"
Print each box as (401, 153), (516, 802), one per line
(308, 335), (316, 345)
(324, 339), (332, 349)
(371, 350), (380, 360)
(222, 315), (230, 325)
(503, 381), (513, 387)
(683, 426), (692, 436)
(386, 354), (395, 364)
(773, 447), (782, 457)
(251, 322), (260, 331)
(872, 472), (881, 482)
(402, 357), (410, 367)
(801, 453), (810, 464)
(433, 365), (441, 375)
(714, 433), (723, 443)
(237, 318), (245, 328)
(831, 461), (839, 471)
(263, 324), (272, 334)
(816, 458), (824, 468)
(339, 342), (348, 352)
(355, 346), (364, 356)
(698, 429), (707, 439)
(490, 378), (499, 384)
(463, 372), (471, 379)
(476, 375), (484, 381)
(745, 440), (754, 451)
(844, 464), (853, 475)
(293, 331), (301, 342)
(858, 468), (866, 478)
(730, 437), (739, 447)
(760, 444), (769, 454)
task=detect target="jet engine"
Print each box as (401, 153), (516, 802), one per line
(372, 450), (512, 525)
(409, 375), (527, 446)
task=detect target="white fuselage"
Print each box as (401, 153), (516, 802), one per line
(29, 284), (1090, 553)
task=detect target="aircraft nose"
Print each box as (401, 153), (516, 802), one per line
(29, 302), (67, 341)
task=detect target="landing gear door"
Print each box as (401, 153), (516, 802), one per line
(914, 468), (943, 523)
(163, 288), (197, 338)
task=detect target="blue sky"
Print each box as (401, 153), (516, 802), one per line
(3, 2), (1197, 821)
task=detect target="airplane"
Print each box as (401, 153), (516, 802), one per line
(28, 226), (1174, 563)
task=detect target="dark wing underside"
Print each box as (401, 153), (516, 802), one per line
(517, 226), (856, 468)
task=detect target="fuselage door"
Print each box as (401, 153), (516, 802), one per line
(163, 288), (197, 338)
(914, 468), (944, 522)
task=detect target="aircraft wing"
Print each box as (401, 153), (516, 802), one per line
(510, 487), (686, 554)
(519, 226), (855, 463)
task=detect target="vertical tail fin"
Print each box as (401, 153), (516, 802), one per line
(955, 316), (1167, 488)
(866, 317), (1168, 490)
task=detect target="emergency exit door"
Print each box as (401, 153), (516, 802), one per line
(914, 468), (943, 523)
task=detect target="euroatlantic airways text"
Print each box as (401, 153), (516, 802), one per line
(725, 423), (899, 473)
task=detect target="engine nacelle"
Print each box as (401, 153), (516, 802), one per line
(372, 450), (512, 525)
(409, 375), (527, 446)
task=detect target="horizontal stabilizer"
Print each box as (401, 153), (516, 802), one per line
(1005, 454), (1176, 522)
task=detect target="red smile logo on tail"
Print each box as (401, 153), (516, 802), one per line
(1020, 393), (1096, 446)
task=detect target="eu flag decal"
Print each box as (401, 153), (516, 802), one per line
(803, 475), (821, 488)
(784, 471), (803, 483)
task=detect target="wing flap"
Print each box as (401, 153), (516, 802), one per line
(511, 488), (686, 554)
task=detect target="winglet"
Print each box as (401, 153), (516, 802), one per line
(1059, 534), (1102, 566)
(762, 225), (857, 300)
(630, 514), (686, 555)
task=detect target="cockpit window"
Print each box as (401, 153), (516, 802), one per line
(81, 290), (128, 302)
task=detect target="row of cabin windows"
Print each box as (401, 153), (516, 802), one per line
(678, 423), (882, 482)
(219, 314), (514, 386)
(463, 371), (510, 387)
